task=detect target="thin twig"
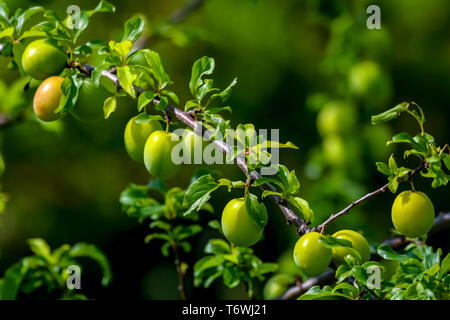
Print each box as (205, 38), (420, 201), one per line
(314, 163), (425, 233)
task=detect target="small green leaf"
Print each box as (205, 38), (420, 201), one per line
(371, 102), (409, 125)
(122, 15), (145, 42)
(103, 96), (117, 119)
(137, 90), (156, 111)
(245, 193), (268, 229)
(189, 56), (215, 101)
(117, 66), (137, 98)
(376, 162), (391, 176)
(377, 244), (410, 260)
(183, 174), (219, 216)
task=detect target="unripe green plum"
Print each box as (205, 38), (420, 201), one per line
(317, 101), (356, 136)
(221, 198), (264, 247)
(143, 130), (180, 179)
(332, 230), (371, 265)
(322, 134), (346, 166)
(263, 274), (295, 300)
(293, 232), (332, 276)
(33, 76), (65, 122)
(348, 61), (391, 106)
(391, 191), (435, 238)
(22, 39), (67, 80)
(277, 250), (301, 276)
(71, 78), (109, 122)
(182, 129), (207, 164)
(124, 116), (163, 163)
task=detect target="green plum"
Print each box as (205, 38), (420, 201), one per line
(22, 39), (67, 80)
(221, 198), (264, 247)
(124, 116), (163, 163)
(143, 130), (180, 179)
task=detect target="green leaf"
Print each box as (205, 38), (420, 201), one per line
(137, 90), (156, 112)
(103, 96), (117, 119)
(117, 66), (137, 98)
(144, 50), (171, 90)
(88, 0), (116, 17)
(319, 235), (352, 249)
(57, 74), (81, 114)
(0, 27), (14, 40)
(388, 175), (399, 193)
(28, 238), (52, 263)
(245, 193), (268, 229)
(189, 56), (215, 101)
(0, 260), (29, 299)
(387, 132), (426, 153)
(206, 77), (238, 106)
(289, 197), (314, 223)
(183, 174), (219, 216)
(155, 95), (168, 111)
(261, 190), (282, 199)
(69, 243), (112, 286)
(14, 6), (44, 35)
(122, 15), (144, 42)
(377, 244), (410, 260)
(110, 40), (133, 59)
(439, 253), (450, 277)
(371, 102), (409, 125)
(0, 3), (10, 24)
(223, 266), (240, 288)
(161, 89), (179, 105)
(194, 255), (224, 276)
(205, 239), (231, 255)
(376, 162), (391, 176)
(208, 220), (222, 232)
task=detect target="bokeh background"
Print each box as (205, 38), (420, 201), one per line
(0, 0), (449, 299)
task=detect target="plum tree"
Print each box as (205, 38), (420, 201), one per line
(221, 198), (264, 247)
(293, 232), (332, 276)
(33, 76), (64, 122)
(124, 116), (163, 163)
(331, 229), (371, 265)
(143, 130), (180, 179)
(22, 39), (67, 80)
(391, 190), (435, 238)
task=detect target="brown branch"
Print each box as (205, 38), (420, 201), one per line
(79, 63), (310, 234)
(280, 212), (450, 300)
(313, 163), (425, 233)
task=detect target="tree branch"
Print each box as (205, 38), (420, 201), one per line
(79, 63), (310, 234)
(280, 212), (450, 300)
(313, 163), (425, 233)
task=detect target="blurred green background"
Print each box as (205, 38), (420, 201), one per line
(0, 0), (449, 299)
